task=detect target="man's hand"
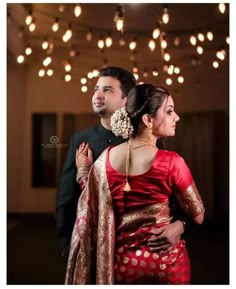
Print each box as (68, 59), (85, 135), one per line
(147, 220), (184, 253)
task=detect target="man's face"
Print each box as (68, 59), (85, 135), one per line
(92, 76), (127, 117)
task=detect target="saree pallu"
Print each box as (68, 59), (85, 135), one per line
(65, 150), (116, 284)
(114, 202), (190, 284)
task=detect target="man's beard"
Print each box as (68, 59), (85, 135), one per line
(93, 107), (106, 116)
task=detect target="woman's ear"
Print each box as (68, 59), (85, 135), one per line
(142, 114), (152, 127)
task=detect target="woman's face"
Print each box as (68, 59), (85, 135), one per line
(152, 95), (180, 137)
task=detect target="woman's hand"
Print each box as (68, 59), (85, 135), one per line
(75, 142), (93, 186)
(76, 142), (93, 169)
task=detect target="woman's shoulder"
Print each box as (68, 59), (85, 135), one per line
(158, 149), (181, 159)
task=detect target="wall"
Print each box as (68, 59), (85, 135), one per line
(7, 52), (229, 215)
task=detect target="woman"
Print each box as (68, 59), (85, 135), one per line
(65, 84), (205, 284)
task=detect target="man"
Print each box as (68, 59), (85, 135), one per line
(56, 66), (188, 266)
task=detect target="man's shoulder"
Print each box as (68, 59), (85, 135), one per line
(73, 125), (100, 140)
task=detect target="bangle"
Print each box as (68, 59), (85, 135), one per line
(180, 219), (188, 232)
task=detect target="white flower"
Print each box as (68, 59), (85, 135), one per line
(111, 107), (134, 139)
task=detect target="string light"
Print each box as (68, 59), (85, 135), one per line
(197, 32), (205, 42)
(207, 31), (214, 41)
(166, 77), (172, 85)
(129, 40), (137, 50)
(98, 36), (105, 49)
(47, 68), (53, 76)
(190, 35), (197, 46)
(105, 33), (112, 48)
(52, 18), (59, 32)
(114, 5), (125, 32)
(178, 76), (184, 83)
(17, 54), (25, 63)
(25, 44), (32, 55)
(64, 73), (71, 82)
(25, 9), (33, 26)
(148, 38), (156, 52)
(216, 49), (226, 61)
(81, 85), (88, 92)
(162, 5), (169, 24)
(74, 4), (82, 17)
(38, 69), (45, 77)
(10, 3), (228, 85)
(86, 28), (93, 41)
(29, 19), (36, 32)
(196, 45), (203, 55)
(152, 25), (160, 39)
(213, 60), (219, 68)
(218, 3), (226, 14)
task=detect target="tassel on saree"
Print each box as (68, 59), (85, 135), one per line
(124, 140), (131, 192)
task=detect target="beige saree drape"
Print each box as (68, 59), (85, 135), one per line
(65, 150), (115, 284)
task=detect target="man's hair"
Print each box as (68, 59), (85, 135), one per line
(99, 66), (136, 98)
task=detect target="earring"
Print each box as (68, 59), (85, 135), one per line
(148, 126), (153, 137)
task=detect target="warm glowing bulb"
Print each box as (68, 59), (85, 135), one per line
(42, 40), (49, 50)
(164, 52), (170, 62)
(81, 77), (87, 84)
(74, 4), (82, 17)
(116, 19), (124, 31)
(152, 27), (160, 39)
(87, 72), (93, 79)
(174, 67), (180, 74)
(207, 31), (213, 41)
(197, 33), (205, 42)
(148, 39), (155, 51)
(219, 3), (226, 14)
(196, 46), (203, 54)
(47, 69), (53, 76)
(178, 76), (184, 83)
(190, 35), (197, 46)
(105, 36), (112, 47)
(52, 19), (59, 32)
(17, 54), (24, 63)
(129, 41), (137, 50)
(25, 46), (32, 55)
(25, 14), (32, 26)
(133, 73), (139, 80)
(93, 68), (99, 77)
(213, 61), (219, 68)
(166, 78), (172, 85)
(98, 39), (105, 49)
(29, 22), (36, 32)
(161, 39), (167, 49)
(216, 50), (226, 60)
(81, 85), (88, 93)
(64, 74), (71, 82)
(38, 69), (45, 77)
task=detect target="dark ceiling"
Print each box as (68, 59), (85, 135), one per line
(7, 3), (229, 87)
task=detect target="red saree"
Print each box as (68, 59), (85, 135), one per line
(65, 147), (205, 284)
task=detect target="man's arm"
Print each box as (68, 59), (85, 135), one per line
(56, 135), (81, 260)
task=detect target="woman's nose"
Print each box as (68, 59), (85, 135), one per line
(175, 112), (180, 122)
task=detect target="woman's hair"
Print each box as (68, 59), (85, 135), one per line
(126, 83), (170, 136)
(110, 83), (170, 148)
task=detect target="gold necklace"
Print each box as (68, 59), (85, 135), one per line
(129, 137), (157, 150)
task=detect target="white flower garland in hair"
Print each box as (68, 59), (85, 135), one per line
(111, 107), (134, 139)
